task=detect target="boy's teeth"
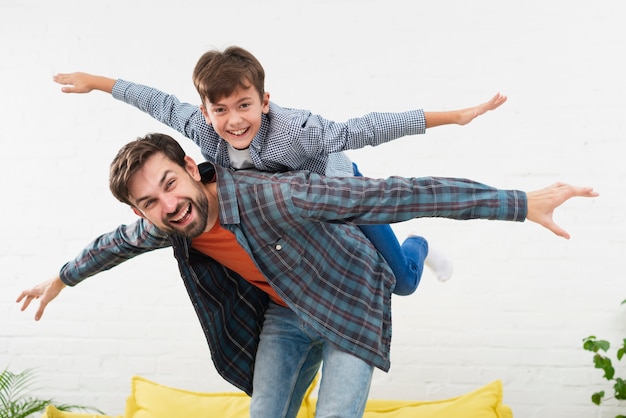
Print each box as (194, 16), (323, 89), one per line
(231, 128), (246, 135)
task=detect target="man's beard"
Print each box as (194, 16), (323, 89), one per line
(161, 188), (209, 238)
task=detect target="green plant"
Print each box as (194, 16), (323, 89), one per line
(582, 298), (626, 418)
(0, 367), (104, 418)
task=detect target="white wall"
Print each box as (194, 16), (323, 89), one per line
(2, 1), (625, 417)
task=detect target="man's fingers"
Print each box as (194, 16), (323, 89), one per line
(526, 182), (597, 239)
(19, 294), (36, 311)
(548, 222), (570, 240)
(35, 302), (47, 321)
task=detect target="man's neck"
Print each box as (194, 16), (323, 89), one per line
(203, 182), (220, 232)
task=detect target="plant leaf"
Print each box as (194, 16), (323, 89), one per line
(615, 378), (626, 400)
(591, 390), (605, 405)
(0, 367), (104, 417)
(583, 337), (610, 353)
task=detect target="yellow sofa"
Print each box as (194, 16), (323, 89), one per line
(41, 375), (513, 418)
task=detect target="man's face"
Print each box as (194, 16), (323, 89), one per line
(200, 84), (270, 151)
(127, 153), (209, 238)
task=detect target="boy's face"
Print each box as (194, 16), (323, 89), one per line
(200, 84), (270, 151)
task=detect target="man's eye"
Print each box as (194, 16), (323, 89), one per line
(166, 179), (176, 190)
(144, 200), (154, 209)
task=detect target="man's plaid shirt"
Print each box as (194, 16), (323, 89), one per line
(60, 163), (526, 395)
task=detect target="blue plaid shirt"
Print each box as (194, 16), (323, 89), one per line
(60, 163), (526, 394)
(112, 79), (426, 175)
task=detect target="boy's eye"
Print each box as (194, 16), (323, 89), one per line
(213, 107), (226, 114)
(240, 103), (251, 109)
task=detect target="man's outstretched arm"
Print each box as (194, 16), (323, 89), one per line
(284, 172), (598, 239)
(17, 219), (170, 321)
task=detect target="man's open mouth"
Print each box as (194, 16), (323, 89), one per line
(171, 203), (192, 224)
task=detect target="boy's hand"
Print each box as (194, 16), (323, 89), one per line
(53, 72), (116, 94)
(16, 276), (67, 321)
(526, 182), (598, 239)
(457, 92), (508, 126)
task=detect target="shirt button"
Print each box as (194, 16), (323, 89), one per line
(275, 244), (282, 251)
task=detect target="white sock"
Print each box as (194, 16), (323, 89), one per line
(424, 244), (454, 282)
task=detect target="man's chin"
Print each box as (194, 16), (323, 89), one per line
(166, 220), (206, 238)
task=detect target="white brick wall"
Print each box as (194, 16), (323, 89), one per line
(2, 0), (624, 416)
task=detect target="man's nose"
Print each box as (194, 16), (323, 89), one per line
(163, 195), (179, 213)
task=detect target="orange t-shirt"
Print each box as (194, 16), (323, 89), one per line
(192, 221), (287, 306)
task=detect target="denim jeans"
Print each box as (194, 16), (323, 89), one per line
(250, 302), (374, 418)
(352, 162), (428, 295)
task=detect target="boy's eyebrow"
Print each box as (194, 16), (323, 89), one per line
(210, 95), (254, 107)
(134, 170), (173, 206)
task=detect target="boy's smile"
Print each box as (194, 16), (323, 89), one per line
(201, 84), (270, 150)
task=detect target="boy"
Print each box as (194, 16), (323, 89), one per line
(53, 46), (507, 294)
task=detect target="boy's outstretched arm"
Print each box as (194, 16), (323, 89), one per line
(424, 92), (507, 128)
(16, 276), (66, 321)
(526, 182), (598, 239)
(53, 72), (115, 94)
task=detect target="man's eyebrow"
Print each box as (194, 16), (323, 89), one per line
(134, 170), (172, 205)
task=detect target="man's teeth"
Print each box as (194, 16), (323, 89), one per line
(172, 205), (190, 222)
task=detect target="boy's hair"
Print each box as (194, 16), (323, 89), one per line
(109, 133), (187, 206)
(192, 46), (265, 105)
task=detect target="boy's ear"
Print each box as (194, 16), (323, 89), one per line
(199, 104), (212, 125)
(262, 92), (270, 114)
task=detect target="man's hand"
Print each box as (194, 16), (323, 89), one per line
(526, 182), (599, 239)
(16, 276), (67, 321)
(53, 72), (115, 94)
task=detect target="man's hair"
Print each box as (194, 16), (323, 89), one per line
(109, 133), (187, 206)
(192, 46), (265, 105)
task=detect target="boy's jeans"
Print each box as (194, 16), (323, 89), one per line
(250, 302), (374, 418)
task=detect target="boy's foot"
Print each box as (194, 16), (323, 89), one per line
(424, 242), (454, 282)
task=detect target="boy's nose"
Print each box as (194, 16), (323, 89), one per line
(228, 111), (243, 124)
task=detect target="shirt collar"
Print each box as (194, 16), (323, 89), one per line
(199, 162), (241, 225)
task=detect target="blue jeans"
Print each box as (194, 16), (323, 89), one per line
(352, 163), (428, 295)
(250, 302), (374, 418)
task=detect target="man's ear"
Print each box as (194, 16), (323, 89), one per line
(184, 155), (201, 181)
(132, 207), (145, 219)
(262, 92), (270, 114)
(199, 103), (212, 125)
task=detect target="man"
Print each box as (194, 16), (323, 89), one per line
(18, 133), (597, 418)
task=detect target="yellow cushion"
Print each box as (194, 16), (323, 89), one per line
(357, 380), (510, 418)
(124, 376), (312, 418)
(41, 404), (120, 418)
